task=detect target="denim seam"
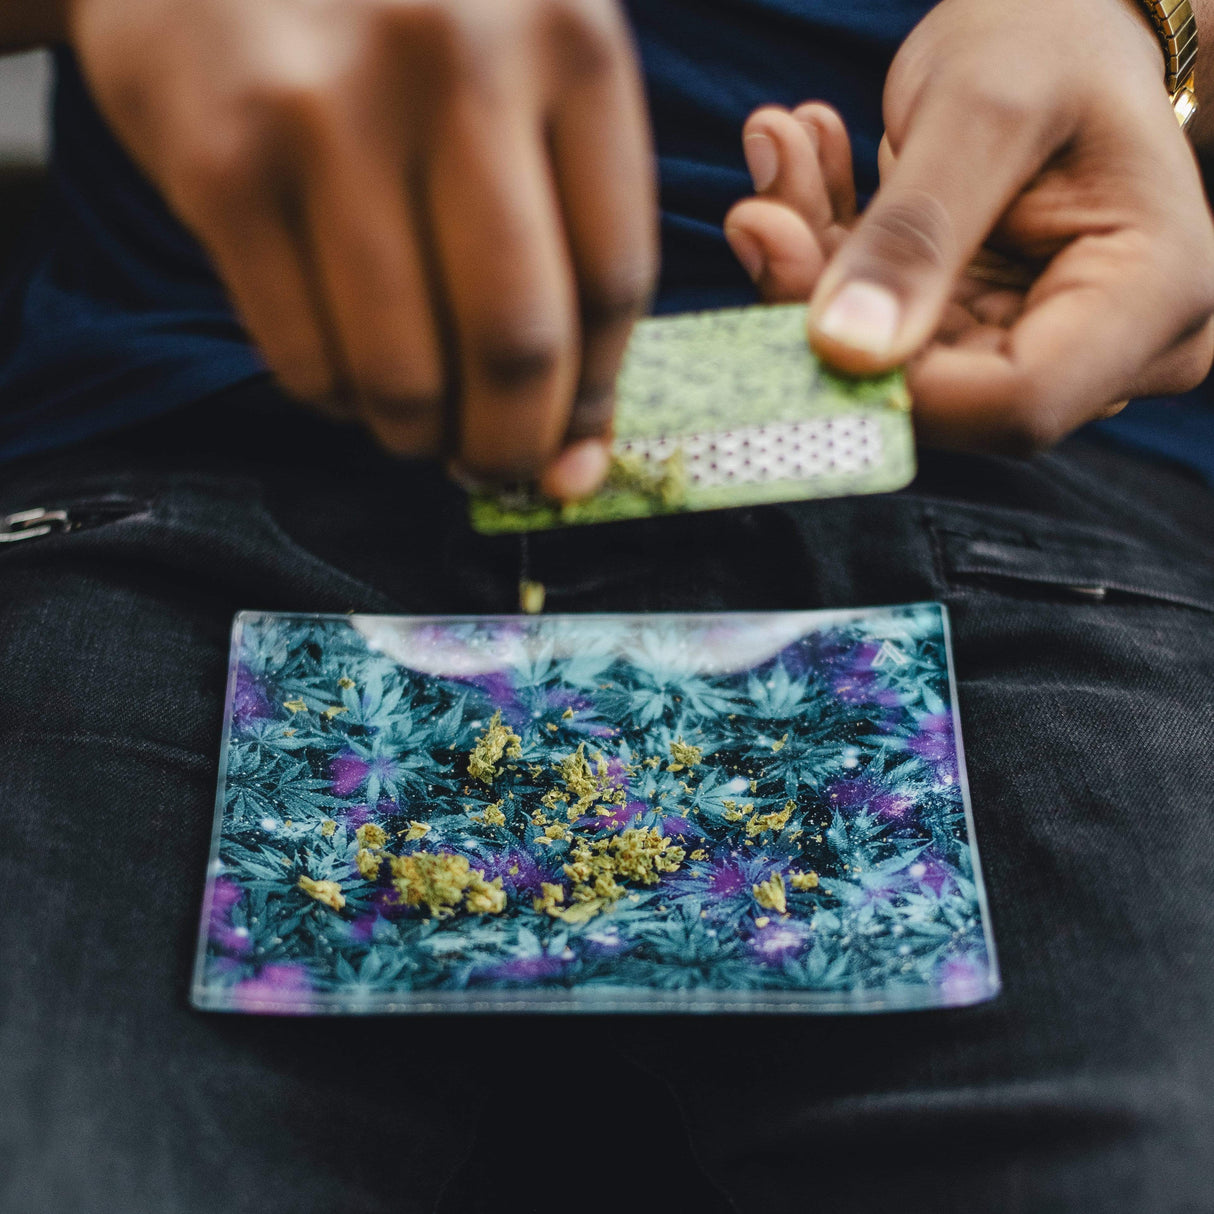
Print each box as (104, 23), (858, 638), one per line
(0, 728), (213, 769)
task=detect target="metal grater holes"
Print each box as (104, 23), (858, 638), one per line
(616, 416), (883, 488)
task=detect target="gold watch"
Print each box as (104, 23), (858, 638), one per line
(1137, 0), (1200, 130)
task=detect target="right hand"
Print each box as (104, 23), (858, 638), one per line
(724, 0), (1214, 456)
(67, 0), (659, 498)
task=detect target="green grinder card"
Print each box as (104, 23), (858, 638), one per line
(468, 303), (916, 534)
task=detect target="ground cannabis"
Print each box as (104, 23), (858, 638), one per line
(355, 822), (388, 850)
(519, 580), (546, 615)
(389, 851), (505, 918)
(667, 737), (703, 771)
(473, 800), (507, 827)
(355, 849), (382, 880)
(468, 710), (523, 784)
(297, 875), (346, 911)
(744, 800), (795, 839)
(604, 447), (687, 512)
(752, 872), (787, 914)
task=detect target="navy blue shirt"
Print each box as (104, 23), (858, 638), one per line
(1, 1), (1212, 482)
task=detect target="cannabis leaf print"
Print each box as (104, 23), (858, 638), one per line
(192, 605), (998, 1013)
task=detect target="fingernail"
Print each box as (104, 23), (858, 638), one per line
(725, 226), (764, 282)
(814, 282), (901, 357)
(743, 132), (778, 192)
(543, 439), (610, 502)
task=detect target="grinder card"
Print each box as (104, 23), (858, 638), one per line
(469, 304), (916, 534)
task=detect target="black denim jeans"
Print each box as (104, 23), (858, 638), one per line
(2, 380), (1213, 1214)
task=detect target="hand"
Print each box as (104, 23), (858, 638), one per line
(725, 0), (1214, 453)
(66, 0), (658, 497)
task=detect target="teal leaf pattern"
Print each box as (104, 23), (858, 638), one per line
(192, 604), (998, 1013)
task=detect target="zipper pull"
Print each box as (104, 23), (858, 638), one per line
(0, 508), (71, 544)
(0, 498), (149, 544)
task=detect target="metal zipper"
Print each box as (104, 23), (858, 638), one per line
(0, 498), (149, 545)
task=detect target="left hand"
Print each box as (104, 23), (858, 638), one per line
(725, 0), (1214, 453)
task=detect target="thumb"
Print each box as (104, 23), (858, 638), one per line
(807, 93), (1048, 374)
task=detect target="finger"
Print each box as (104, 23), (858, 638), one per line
(541, 16), (657, 498)
(808, 88), (1054, 374)
(908, 240), (1205, 452)
(188, 184), (344, 411)
(724, 197), (827, 302)
(426, 95), (579, 481)
(742, 107), (836, 232)
(302, 140), (445, 455)
(791, 102), (856, 222)
(539, 438), (611, 502)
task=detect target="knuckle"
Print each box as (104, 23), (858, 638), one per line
(248, 78), (341, 151)
(189, 85), (336, 190)
(235, 42), (347, 122)
(383, 1), (467, 61)
(546, 0), (631, 47)
(470, 329), (566, 395)
(964, 74), (1040, 131)
(580, 262), (656, 331)
(541, 0), (628, 71)
(174, 128), (265, 209)
(385, 2), (532, 81)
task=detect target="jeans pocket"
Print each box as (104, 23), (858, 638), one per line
(929, 504), (1214, 617)
(0, 475), (399, 613)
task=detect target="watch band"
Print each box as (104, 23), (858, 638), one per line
(1137, 0), (1200, 130)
